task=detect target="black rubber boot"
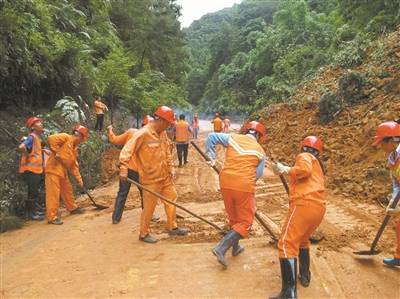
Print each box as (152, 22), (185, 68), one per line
(270, 258), (297, 299)
(232, 240), (245, 256)
(299, 248), (311, 287)
(212, 230), (242, 268)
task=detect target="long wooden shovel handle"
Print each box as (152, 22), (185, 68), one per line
(369, 191), (400, 251)
(126, 178), (224, 232)
(190, 141), (220, 174)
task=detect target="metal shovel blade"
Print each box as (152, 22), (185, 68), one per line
(353, 249), (382, 256)
(93, 203), (108, 210)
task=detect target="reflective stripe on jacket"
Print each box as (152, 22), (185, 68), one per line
(45, 133), (83, 184)
(19, 133), (43, 174)
(220, 134), (265, 193)
(288, 152), (326, 206)
(175, 120), (190, 143)
(119, 125), (173, 185)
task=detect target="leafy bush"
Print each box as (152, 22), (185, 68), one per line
(54, 96), (86, 124)
(334, 34), (370, 67)
(338, 72), (369, 105)
(318, 92), (342, 124)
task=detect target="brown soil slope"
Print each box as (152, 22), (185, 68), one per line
(258, 28), (400, 203)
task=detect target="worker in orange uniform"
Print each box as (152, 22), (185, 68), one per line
(94, 96), (108, 131)
(223, 116), (231, 133)
(108, 115), (159, 224)
(119, 106), (188, 243)
(270, 136), (326, 299)
(211, 113), (223, 132)
(372, 120), (400, 267)
(45, 125), (88, 225)
(174, 114), (192, 167)
(18, 117), (48, 220)
(192, 113), (199, 139)
(206, 121), (266, 268)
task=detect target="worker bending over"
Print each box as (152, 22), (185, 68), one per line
(120, 106), (188, 243)
(94, 96), (108, 131)
(108, 115), (159, 224)
(373, 120), (400, 267)
(211, 113), (223, 133)
(45, 125), (88, 225)
(174, 114), (192, 167)
(206, 121), (266, 268)
(18, 117), (48, 220)
(270, 136), (326, 299)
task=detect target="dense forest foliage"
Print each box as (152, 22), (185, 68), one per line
(0, 0), (189, 117)
(185, 0), (400, 114)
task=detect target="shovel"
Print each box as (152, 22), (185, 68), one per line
(81, 186), (109, 210)
(127, 178), (225, 233)
(354, 191), (400, 255)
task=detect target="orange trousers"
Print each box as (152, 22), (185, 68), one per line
(221, 188), (256, 237)
(278, 201), (325, 258)
(45, 173), (78, 221)
(140, 181), (177, 237)
(395, 218), (400, 259)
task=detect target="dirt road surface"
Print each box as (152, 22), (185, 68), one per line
(1, 126), (399, 299)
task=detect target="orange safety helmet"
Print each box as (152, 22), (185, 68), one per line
(73, 124), (89, 141)
(372, 121), (400, 146)
(154, 106), (176, 124)
(142, 115), (154, 126)
(301, 136), (323, 154)
(26, 117), (43, 129)
(245, 121), (267, 138)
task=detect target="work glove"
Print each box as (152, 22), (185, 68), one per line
(76, 177), (84, 188)
(272, 162), (290, 175)
(170, 169), (176, 180)
(107, 125), (113, 132)
(386, 206), (400, 216)
(208, 159), (216, 167)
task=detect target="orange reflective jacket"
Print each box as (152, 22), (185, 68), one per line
(19, 133), (43, 174)
(288, 152), (326, 206)
(211, 117), (223, 132)
(94, 100), (107, 114)
(175, 120), (190, 143)
(108, 128), (138, 171)
(220, 134), (265, 193)
(45, 133), (83, 185)
(119, 125), (173, 185)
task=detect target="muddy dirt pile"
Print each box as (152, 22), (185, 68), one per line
(258, 28), (400, 204)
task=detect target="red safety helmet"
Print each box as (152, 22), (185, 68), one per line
(26, 117), (43, 129)
(372, 121), (400, 146)
(301, 136), (323, 154)
(142, 115), (154, 126)
(154, 106), (176, 124)
(73, 124), (89, 141)
(245, 121), (267, 138)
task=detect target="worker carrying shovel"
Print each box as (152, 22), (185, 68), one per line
(372, 120), (400, 267)
(108, 115), (159, 224)
(45, 125), (88, 225)
(270, 136), (326, 299)
(205, 120), (266, 268)
(119, 106), (188, 243)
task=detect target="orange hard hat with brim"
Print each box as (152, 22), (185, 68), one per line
(26, 117), (43, 129)
(154, 106), (176, 124)
(373, 121), (400, 146)
(301, 136), (323, 154)
(73, 124), (89, 141)
(245, 121), (267, 137)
